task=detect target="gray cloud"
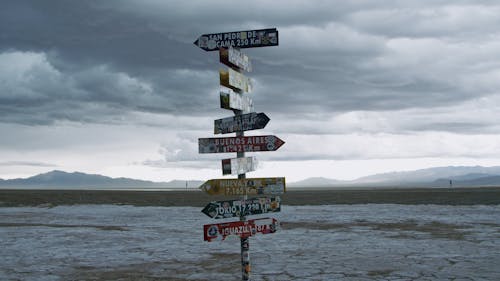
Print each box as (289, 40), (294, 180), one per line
(1, 0), (500, 161)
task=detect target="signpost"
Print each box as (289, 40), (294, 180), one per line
(201, 197), (281, 219)
(220, 89), (254, 113)
(204, 218), (279, 242)
(220, 68), (253, 93)
(214, 112), (270, 134)
(195, 27), (280, 281)
(194, 28), (278, 51)
(220, 47), (252, 72)
(222, 157), (257, 175)
(199, 177), (286, 196)
(199, 135), (285, 153)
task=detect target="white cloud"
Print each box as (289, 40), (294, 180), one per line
(0, 51), (64, 101)
(2, 1), (500, 181)
(274, 132), (500, 161)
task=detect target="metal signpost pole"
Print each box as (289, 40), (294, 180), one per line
(239, 150), (250, 280)
(234, 81), (250, 281)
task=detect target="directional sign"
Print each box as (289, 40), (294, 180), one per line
(202, 197), (281, 219)
(194, 28), (279, 51)
(220, 89), (253, 113)
(220, 68), (252, 93)
(204, 218), (279, 242)
(199, 177), (286, 196)
(220, 47), (252, 72)
(222, 156), (257, 176)
(199, 135), (285, 154)
(214, 112), (270, 134)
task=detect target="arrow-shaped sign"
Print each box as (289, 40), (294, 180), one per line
(220, 89), (253, 113)
(202, 196), (281, 219)
(214, 112), (270, 134)
(199, 177), (286, 196)
(222, 157), (257, 176)
(220, 47), (252, 72)
(220, 68), (252, 93)
(199, 135), (285, 154)
(194, 28), (279, 52)
(204, 217), (279, 242)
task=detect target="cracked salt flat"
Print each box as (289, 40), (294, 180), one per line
(0, 204), (499, 280)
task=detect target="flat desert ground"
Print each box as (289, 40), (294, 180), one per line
(1, 188), (499, 280)
(2, 187), (500, 207)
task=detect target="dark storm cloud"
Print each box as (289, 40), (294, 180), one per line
(1, 0), (499, 135)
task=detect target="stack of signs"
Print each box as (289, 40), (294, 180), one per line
(195, 28), (281, 280)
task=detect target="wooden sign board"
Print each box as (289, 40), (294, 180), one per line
(220, 47), (252, 72)
(220, 68), (252, 93)
(214, 112), (270, 134)
(220, 89), (253, 113)
(204, 218), (279, 242)
(202, 196), (281, 219)
(194, 28), (279, 51)
(199, 135), (285, 154)
(199, 177), (286, 196)
(222, 156), (257, 175)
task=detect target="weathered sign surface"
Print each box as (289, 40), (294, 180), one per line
(220, 47), (252, 72)
(194, 28), (279, 51)
(214, 112), (270, 134)
(203, 218), (279, 242)
(220, 89), (253, 113)
(202, 197), (281, 219)
(199, 135), (285, 154)
(222, 157), (257, 175)
(220, 68), (252, 93)
(199, 177), (286, 196)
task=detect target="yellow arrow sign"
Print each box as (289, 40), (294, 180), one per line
(199, 177), (286, 196)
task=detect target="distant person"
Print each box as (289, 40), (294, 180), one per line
(449, 180), (453, 188)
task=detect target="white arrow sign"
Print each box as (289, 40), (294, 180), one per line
(222, 156), (258, 175)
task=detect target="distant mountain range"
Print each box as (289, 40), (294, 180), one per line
(289, 166), (500, 188)
(1, 166), (500, 189)
(0, 170), (203, 189)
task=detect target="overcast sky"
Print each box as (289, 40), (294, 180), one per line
(1, 0), (500, 182)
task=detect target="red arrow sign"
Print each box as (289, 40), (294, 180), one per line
(203, 218), (279, 242)
(199, 135), (285, 154)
